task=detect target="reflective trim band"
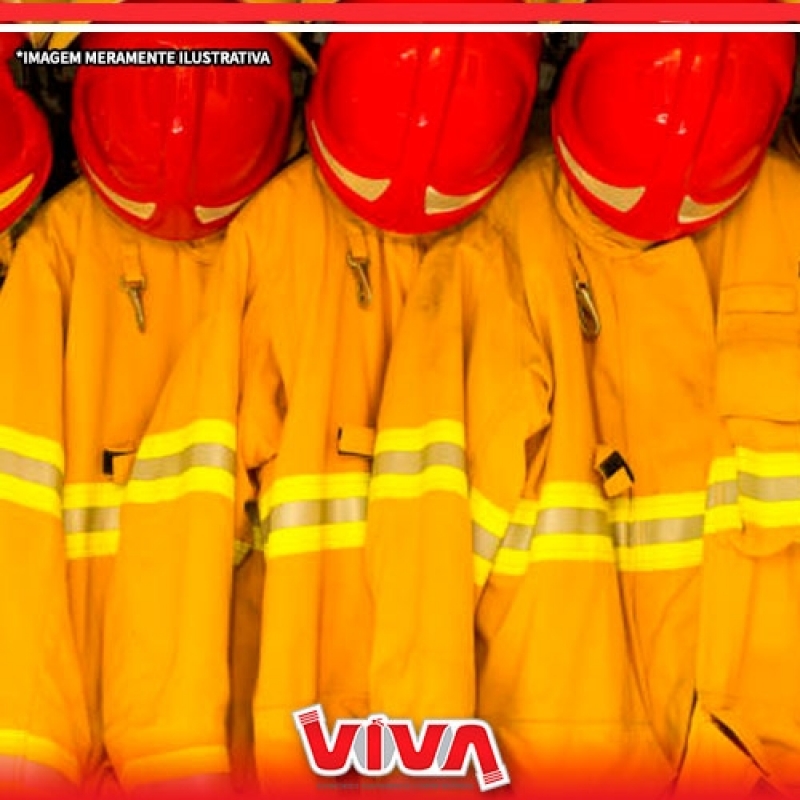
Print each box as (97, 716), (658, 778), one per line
(609, 491), (706, 523)
(0, 425), (64, 472)
(0, 475), (61, 518)
(372, 442), (465, 477)
(267, 496), (366, 532)
(259, 473), (370, 514)
(135, 420), (236, 461)
(126, 421), (237, 505)
(63, 483), (123, 560)
(258, 473), (370, 558)
(126, 468), (236, 505)
(0, 730), (80, 785)
(0, 450), (62, 492)
(488, 485), (706, 576)
(734, 448), (800, 479)
(0, 428), (63, 517)
(706, 450), (800, 534)
(66, 531), (120, 561)
(119, 745), (229, 789)
(373, 420), (465, 454)
(266, 521), (367, 559)
(617, 539), (703, 572)
(496, 533), (616, 576)
(131, 443), (235, 482)
(371, 466), (467, 501)
(706, 480), (738, 510)
(372, 420), (468, 500)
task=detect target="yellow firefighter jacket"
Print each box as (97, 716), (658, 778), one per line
(0, 177), (223, 793)
(103, 154), (478, 793)
(372, 146), (800, 800)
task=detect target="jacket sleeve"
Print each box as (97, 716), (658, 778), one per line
(0, 221), (91, 793)
(366, 220), (551, 724)
(103, 217), (276, 791)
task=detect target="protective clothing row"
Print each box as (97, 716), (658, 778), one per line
(368, 30), (800, 800)
(104, 29), (542, 797)
(0, 30), (294, 797)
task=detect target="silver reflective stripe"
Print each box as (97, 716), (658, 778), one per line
(486, 510), (704, 558)
(0, 449), (62, 490)
(706, 480), (738, 508)
(473, 523), (501, 562)
(535, 507), (606, 536)
(706, 475), (800, 507)
(64, 505), (119, 535)
(372, 442), (466, 476)
(265, 496), (367, 532)
(612, 516), (704, 548)
(737, 472), (800, 503)
(131, 443), (235, 481)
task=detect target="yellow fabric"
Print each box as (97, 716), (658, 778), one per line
(678, 151), (800, 798)
(466, 148), (714, 797)
(105, 155), (470, 792)
(0, 177), (224, 793)
(471, 149), (800, 798)
(366, 214), (538, 731)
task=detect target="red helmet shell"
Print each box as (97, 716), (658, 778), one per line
(552, 33), (796, 242)
(0, 34), (52, 234)
(306, 31), (542, 235)
(72, 31), (294, 242)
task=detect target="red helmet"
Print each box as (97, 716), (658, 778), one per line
(306, 30), (542, 236)
(72, 31), (293, 242)
(552, 33), (796, 243)
(0, 34), (52, 234)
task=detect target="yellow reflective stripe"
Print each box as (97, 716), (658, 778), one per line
(135, 420), (236, 460)
(489, 486), (706, 576)
(609, 491), (706, 523)
(617, 539), (703, 572)
(259, 472), (370, 514)
(371, 467), (467, 500)
(705, 451), (800, 535)
(0, 729), (80, 785)
(734, 448), (800, 479)
(64, 482), (121, 510)
(128, 422), (236, 506)
(66, 531), (120, 560)
(0, 425), (63, 471)
(257, 473), (370, 558)
(0, 428), (63, 517)
(266, 521), (366, 559)
(0, 451), (62, 492)
(373, 419), (465, 454)
(119, 745), (229, 789)
(471, 489), (511, 543)
(126, 468), (235, 505)
(372, 420), (468, 501)
(0, 476), (61, 518)
(493, 534), (614, 576)
(131, 443), (235, 482)
(63, 483), (123, 560)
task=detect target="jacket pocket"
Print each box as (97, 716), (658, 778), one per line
(714, 283), (800, 556)
(716, 284), (800, 424)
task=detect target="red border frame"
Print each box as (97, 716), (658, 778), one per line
(1, 2), (800, 22)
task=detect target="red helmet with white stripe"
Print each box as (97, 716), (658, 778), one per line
(306, 30), (542, 235)
(72, 31), (294, 242)
(552, 33), (795, 242)
(0, 34), (52, 234)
